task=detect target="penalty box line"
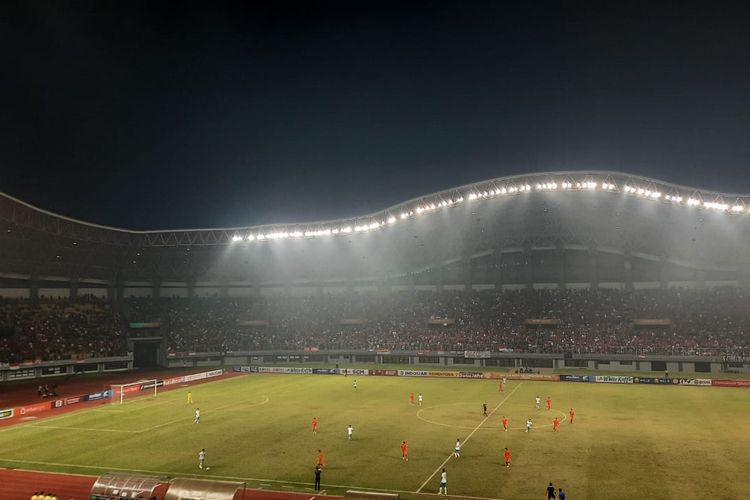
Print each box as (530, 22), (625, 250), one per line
(415, 382), (523, 494)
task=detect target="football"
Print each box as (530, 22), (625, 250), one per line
(206, 467), (211, 470)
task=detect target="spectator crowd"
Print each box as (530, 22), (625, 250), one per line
(1, 288), (748, 362)
(123, 288), (750, 357)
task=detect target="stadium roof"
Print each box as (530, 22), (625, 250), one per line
(2, 171), (750, 285)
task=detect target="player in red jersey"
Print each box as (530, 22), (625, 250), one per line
(552, 417), (559, 431)
(410, 392), (415, 405)
(504, 447), (511, 467)
(317, 449), (325, 467)
(546, 397), (551, 410)
(498, 382), (504, 392)
(401, 441), (409, 461)
(312, 417), (318, 434)
(569, 408), (575, 423)
(501, 416), (508, 432)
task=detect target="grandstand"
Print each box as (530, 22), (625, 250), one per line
(1, 171), (749, 375)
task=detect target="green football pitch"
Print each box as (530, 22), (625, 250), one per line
(0, 374), (748, 500)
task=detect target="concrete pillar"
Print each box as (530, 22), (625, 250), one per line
(524, 243), (533, 290)
(29, 274), (39, 302)
(624, 251), (633, 290)
(463, 256), (472, 292)
(589, 247), (599, 289)
(152, 279), (161, 299)
(659, 255), (669, 289)
(556, 243), (566, 289)
(187, 281), (196, 298)
(69, 276), (80, 301)
(494, 250), (503, 290)
(738, 267), (749, 288)
(695, 269), (706, 289)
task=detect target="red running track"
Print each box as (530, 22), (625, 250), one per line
(1, 468), (342, 500)
(0, 469), (96, 500)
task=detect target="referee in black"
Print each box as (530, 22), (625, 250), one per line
(314, 465), (322, 491)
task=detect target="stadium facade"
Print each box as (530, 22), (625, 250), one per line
(2, 171), (749, 299)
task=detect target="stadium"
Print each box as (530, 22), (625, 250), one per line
(1, 171), (749, 500)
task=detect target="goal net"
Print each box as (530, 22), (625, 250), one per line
(110, 379), (159, 405)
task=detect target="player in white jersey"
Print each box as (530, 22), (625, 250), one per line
(526, 418), (533, 432)
(453, 438), (461, 457)
(347, 424), (353, 440)
(194, 408), (201, 424)
(198, 448), (206, 469)
(418, 393), (423, 406)
(535, 396), (541, 410)
(438, 468), (447, 495)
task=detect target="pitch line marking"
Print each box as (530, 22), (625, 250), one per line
(0, 459), (506, 500)
(27, 395), (269, 434)
(0, 373), (249, 434)
(415, 382), (523, 494)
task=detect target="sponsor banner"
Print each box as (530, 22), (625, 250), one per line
(234, 366), (254, 373)
(457, 371), (486, 379)
(205, 369), (223, 378)
(595, 375), (633, 384)
(140, 380), (165, 390)
(506, 373), (560, 381)
(84, 390), (112, 401)
(253, 366), (313, 374)
(711, 379), (750, 388)
(163, 375), (187, 386)
(0, 408), (14, 420)
(53, 399), (64, 408)
(634, 377), (673, 384)
(372, 369), (398, 376)
(342, 368), (369, 376)
(674, 378), (712, 386)
(19, 402), (52, 415)
(312, 368), (339, 375)
(65, 396), (82, 405)
(120, 384), (142, 394)
(184, 372), (208, 382)
(464, 351), (491, 359)
(427, 371), (458, 378)
(559, 374), (593, 382)
(6, 368), (36, 380)
(398, 370), (429, 377)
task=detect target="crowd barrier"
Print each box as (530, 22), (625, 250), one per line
(233, 366), (747, 388)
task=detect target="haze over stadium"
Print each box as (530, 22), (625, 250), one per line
(1, 3), (750, 500)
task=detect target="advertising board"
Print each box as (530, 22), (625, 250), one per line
(711, 379), (750, 387)
(594, 375), (634, 384)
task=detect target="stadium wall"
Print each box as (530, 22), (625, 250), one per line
(1, 352), (746, 385)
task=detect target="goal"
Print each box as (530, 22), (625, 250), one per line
(110, 379), (159, 405)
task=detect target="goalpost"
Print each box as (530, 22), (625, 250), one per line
(110, 379), (159, 405)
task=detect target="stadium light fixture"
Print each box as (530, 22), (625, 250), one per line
(231, 235), (242, 242)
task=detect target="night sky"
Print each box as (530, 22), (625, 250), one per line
(2, 2), (749, 230)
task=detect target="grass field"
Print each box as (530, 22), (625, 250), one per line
(0, 373), (748, 500)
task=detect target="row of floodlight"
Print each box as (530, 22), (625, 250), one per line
(624, 185), (746, 213)
(229, 196), (467, 243)
(229, 178), (749, 243)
